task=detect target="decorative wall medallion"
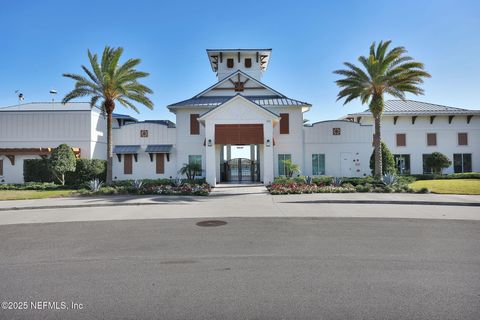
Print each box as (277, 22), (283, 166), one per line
(332, 128), (341, 135)
(140, 130), (148, 138)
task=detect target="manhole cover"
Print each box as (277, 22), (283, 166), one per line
(196, 220), (227, 227)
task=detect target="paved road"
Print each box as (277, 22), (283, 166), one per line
(1, 217), (479, 319)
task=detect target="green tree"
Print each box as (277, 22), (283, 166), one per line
(178, 163), (202, 180)
(50, 144), (76, 185)
(62, 46), (153, 184)
(282, 159), (301, 178)
(425, 152), (451, 174)
(369, 141), (396, 175)
(334, 40), (430, 179)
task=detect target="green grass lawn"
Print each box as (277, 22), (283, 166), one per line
(0, 190), (77, 201)
(409, 179), (480, 195)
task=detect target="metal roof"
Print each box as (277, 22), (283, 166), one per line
(145, 144), (173, 153)
(348, 100), (480, 116)
(168, 95), (310, 108)
(113, 145), (141, 154)
(144, 120), (176, 128)
(112, 113), (138, 121)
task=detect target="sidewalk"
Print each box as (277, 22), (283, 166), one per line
(0, 192), (479, 211)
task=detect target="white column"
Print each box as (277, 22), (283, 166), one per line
(205, 121), (217, 187)
(262, 121), (274, 185)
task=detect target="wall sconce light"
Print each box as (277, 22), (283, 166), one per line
(266, 139), (271, 147)
(207, 139), (212, 147)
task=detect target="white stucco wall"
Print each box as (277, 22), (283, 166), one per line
(112, 122), (177, 180)
(359, 115), (480, 173)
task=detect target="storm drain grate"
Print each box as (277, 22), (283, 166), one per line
(196, 220), (227, 227)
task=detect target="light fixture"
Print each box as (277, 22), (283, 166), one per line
(207, 139), (212, 147)
(266, 139), (271, 147)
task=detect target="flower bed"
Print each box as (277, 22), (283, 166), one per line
(268, 183), (355, 195)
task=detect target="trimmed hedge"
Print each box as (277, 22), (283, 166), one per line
(23, 158), (106, 186)
(411, 172), (480, 180)
(65, 159), (106, 186)
(24, 159), (53, 182)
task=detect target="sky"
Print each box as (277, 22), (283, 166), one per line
(1, 0), (479, 122)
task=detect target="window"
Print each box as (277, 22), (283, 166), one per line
(0, 159), (3, 176)
(332, 128), (341, 135)
(458, 133), (468, 145)
(396, 134), (406, 147)
(427, 133), (437, 146)
(278, 154), (291, 176)
(124, 154), (133, 174)
(245, 58), (252, 68)
(156, 153), (164, 174)
(422, 154), (432, 174)
(227, 58), (234, 68)
(312, 154), (325, 175)
(394, 154), (411, 174)
(279, 113), (289, 134)
(190, 114), (200, 135)
(454, 154), (472, 173)
(189, 155), (202, 167)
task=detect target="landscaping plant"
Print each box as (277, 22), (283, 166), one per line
(49, 144), (77, 186)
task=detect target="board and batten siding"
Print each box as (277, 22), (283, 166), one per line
(303, 121), (373, 177)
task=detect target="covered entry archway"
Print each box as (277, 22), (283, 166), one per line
(220, 145), (260, 183)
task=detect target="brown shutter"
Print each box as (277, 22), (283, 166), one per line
(156, 153), (164, 174)
(215, 124), (264, 145)
(280, 113), (290, 134)
(458, 133), (468, 145)
(124, 154), (133, 174)
(0, 159), (3, 176)
(245, 58), (252, 68)
(190, 114), (200, 135)
(396, 134), (406, 147)
(427, 133), (437, 146)
(227, 58), (234, 68)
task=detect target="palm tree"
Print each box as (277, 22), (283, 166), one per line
(62, 46), (153, 184)
(334, 40), (430, 179)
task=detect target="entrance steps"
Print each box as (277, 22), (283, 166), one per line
(210, 183), (269, 196)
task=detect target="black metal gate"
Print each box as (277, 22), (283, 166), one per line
(221, 158), (259, 182)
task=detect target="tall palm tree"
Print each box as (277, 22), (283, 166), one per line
(334, 40), (430, 179)
(62, 46), (153, 184)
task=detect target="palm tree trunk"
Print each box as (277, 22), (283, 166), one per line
(105, 100), (115, 185)
(373, 115), (382, 179)
(370, 94), (384, 179)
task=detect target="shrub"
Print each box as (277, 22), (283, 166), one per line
(50, 144), (76, 185)
(425, 152), (451, 174)
(369, 141), (396, 175)
(65, 159), (107, 186)
(24, 159), (54, 182)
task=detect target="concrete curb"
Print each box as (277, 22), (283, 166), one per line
(0, 199), (479, 212)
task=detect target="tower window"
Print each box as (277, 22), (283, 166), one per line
(245, 58), (252, 68)
(227, 58), (234, 68)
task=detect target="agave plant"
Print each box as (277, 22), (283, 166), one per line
(382, 173), (398, 186)
(331, 177), (343, 187)
(304, 176), (313, 185)
(173, 176), (183, 187)
(88, 178), (103, 192)
(132, 179), (143, 190)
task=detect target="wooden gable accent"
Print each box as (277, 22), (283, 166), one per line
(190, 114), (200, 135)
(396, 133), (406, 147)
(124, 154), (133, 174)
(279, 113), (290, 134)
(215, 124), (264, 145)
(427, 133), (437, 146)
(156, 153), (165, 174)
(458, 133), (468, 145)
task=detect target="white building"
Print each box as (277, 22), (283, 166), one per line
(1, 48), (479, 185)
